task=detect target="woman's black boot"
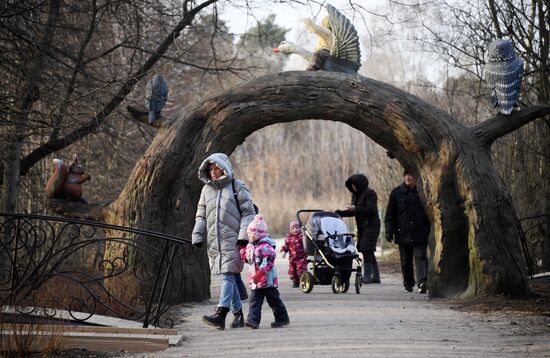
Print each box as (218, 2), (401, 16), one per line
(202, 306), (230, 330)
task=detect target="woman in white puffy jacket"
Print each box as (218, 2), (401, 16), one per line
(192, 153), (256, 330)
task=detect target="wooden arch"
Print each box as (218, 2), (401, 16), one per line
(110, 71), (550, 300)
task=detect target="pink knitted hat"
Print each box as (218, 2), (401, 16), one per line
(247, 214), (269, 240)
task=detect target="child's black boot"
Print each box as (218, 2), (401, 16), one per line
(271, 320), (290, 328)
(202, 306), (230, 330)
(231, 309), (245, 328)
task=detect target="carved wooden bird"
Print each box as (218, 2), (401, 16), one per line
(145, 74), (169, 124)
(485, 39), (524, 115)
(273, 4), (361, 74)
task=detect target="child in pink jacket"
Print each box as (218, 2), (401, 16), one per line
(281, 220), (308, 287)
(240, 214), (289, 329)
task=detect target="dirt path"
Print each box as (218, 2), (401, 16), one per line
(134, 240), (550, 357)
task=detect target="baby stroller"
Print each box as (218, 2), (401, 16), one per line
(297, 209), (362, 294)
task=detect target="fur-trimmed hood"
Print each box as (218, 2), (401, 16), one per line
(197, 153), (233, 189)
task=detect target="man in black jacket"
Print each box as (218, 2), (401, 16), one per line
(385, 169), (431, 293)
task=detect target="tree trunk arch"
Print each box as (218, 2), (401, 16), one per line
(110, 71), (550, 300)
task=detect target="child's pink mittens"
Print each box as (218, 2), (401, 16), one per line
(239, 246), (247, 261)
(253, 270), (266, 284)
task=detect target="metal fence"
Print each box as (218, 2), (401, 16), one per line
(0, 213), (190, 328)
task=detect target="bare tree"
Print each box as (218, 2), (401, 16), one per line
(0, 0), (222, 213)
(384, 0), (550, 272)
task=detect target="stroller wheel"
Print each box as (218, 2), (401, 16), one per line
(355, 273), (362, 294)
(331, 275), (350, 294)
(299, 272), (314, 293)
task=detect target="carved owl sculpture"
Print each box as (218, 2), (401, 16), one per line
(485, 39), (524, 115)
(145, 74), (169, 124)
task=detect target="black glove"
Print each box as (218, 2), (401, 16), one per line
(236, 239), (248, 247)
(193, 241), (203, 248)
(386, 234), (393, 243)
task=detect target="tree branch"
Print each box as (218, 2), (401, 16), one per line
(18, 0), (218, 176)
(472, 105), (550, 147)
(126, 105), (175, 128)
(487, 0), (503, 38)
(45, 199), (112, 221)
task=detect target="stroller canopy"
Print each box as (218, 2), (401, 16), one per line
(308, 212), (356, 255)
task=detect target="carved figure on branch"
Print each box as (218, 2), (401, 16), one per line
(273, 4), (361, 74)
(484, 39), (524, 115)
(145, 74), (169, 124)
(126, 74), (173, 128)
(45, 154), (91, 202)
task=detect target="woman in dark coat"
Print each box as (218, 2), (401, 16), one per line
(336, 174), (381, 283)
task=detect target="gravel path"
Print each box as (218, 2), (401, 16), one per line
(132, 239), (550, 357)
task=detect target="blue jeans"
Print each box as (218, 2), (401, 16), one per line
(219, 273), (242, 313)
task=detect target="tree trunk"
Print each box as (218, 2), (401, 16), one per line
(1, 140), (21, 214)
(110, 71), (549, 301)
(105, 121), (212, 302)
(423, 138), (528, 297)
(0, 0), (60, 214)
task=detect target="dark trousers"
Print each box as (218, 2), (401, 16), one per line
(362, 251), (378, 265)
(236, 273), (248, 299)
(362, 250), (380, 282)
(398, 243), (427, 289)
(247, 287), (289, 325)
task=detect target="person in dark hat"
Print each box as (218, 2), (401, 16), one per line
(384, 169), (431, 293)
(336, 173), (381, 284)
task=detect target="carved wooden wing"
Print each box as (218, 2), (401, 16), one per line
(326, 4), (361, 68)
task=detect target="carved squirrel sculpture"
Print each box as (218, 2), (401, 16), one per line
(45, 155), (91, 202)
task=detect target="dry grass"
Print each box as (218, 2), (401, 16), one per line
(377, 247), (401, 275)
(450, 279), (550, 317)
(0, 271), (143, 357)
(13, 267), (144, 321)
(0, 312), (66, 357)
(257, 192), (351, 236)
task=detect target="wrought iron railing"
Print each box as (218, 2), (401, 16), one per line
(519, 214), (550, 277)
(0, 213), (191, 328)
